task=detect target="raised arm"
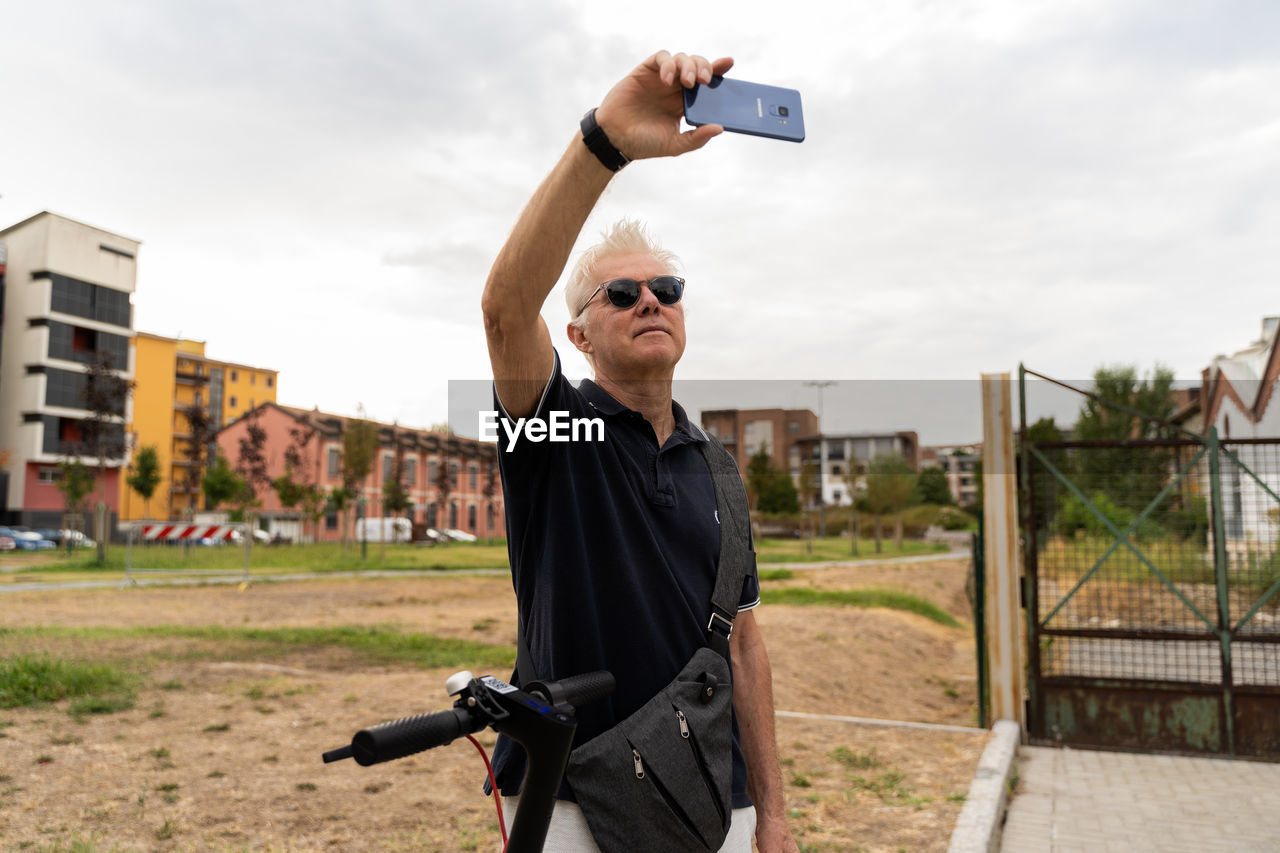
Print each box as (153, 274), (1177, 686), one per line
(481, 50), (733, 417)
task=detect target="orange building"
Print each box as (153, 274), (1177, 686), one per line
(215, 403), (504, 542)
(121, 333), (277, 521)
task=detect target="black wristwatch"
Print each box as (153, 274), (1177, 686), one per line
(580, 108), (630, 172)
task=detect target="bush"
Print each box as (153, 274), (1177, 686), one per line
(1163, 495), (1209, 547)
(1056, 491), (1164, 541)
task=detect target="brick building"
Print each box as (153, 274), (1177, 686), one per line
(216, 403), (504, 542)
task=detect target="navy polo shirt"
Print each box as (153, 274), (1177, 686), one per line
(489, 351), (759, 809)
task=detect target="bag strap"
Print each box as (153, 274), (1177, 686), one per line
(514, 433), (753, 682)
(699, 433), (754, 660)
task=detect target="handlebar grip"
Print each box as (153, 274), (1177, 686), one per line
(539, 670), (616, 708)
(349, 707), (477, 766)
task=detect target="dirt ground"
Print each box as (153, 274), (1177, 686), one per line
(0, 558), (988, 852)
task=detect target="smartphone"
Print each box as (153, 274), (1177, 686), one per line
(683, 76), (805, 143)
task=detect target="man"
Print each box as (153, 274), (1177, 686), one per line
(481, 50), (798, 853)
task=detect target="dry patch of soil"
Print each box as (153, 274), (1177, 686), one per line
(1, 560), (988, 852)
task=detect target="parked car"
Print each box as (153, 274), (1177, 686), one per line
(60, 529), (97, 549)
(0, 526), (56, 550)
(35, 528), (64, 545)
(0, 534), (15, 551)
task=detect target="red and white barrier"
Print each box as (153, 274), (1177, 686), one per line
(136, 524), (237, 541)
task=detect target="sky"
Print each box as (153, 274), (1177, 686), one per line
(3, 0), (1277, 444)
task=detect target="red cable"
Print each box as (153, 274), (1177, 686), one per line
(466, 734), (508, 848)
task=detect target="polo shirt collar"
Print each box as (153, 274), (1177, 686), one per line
(578, 379), (709, 444)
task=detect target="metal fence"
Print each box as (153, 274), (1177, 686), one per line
(122, 523), (251, 587)
(1021, 368), (1280, 758)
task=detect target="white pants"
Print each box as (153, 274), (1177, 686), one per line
(501, 796), (757, 852)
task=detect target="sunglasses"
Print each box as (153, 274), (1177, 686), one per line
(577, 276), (685, 316)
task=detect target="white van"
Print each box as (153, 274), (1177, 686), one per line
(355, 517), (412, 543)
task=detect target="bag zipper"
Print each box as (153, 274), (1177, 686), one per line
(632, 747), (645, 779)
(680, 709), (728, 828)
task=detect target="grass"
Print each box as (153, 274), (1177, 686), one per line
(7, 536), (958, 586)
(762, 586), (961, 627)
(756, 537), (950, 564)
(0, 654), (137, 713)
(1, 624), (516, 671)
(14, 540), (511, 578)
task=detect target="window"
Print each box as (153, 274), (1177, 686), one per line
(468, 463), (478, 490)
(449, 462), (459, 487)
(327, 447), (341, 477)
(250, 374), (256, 385)
(468, 504), (477, 532)
(427, 502), (438, 527)
(382, 454), (394, 481)
(405, 458), (417, 486)
(428, 459), (438, 485)
(37, 467), (61, 485)
(48, 273), (131, 328)
(47, 322), (128, 365)
(267, 376), (274, 388)
(487, 503), (496, 532)
(231, 370), (238, 382)
(44, 367), (90, 410)
(229, 396), (237, 408)
(325, 513), (338, 531)
(449, 502), (458, 529)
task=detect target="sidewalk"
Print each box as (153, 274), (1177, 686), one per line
(1000, 745), (1280, 852)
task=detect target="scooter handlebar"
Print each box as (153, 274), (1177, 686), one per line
(343, 707), (479, 766)
(529, 670), (616, 709)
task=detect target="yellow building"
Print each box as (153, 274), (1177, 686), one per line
(120, 333), (278, 521)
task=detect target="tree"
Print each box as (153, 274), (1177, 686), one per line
(434, 436), (454, 538)
(482, 452), (499, 538)
(380, 430), (412, 557)
(746, 444), (800, 516)
(81, 352), (131, 563)
(201, 453), (252, 512)
(843, 462), (863, 555)
(1073, 365), (1176, 517)
(180, 403), (216, 518)
(864, 453), (916, 552)
(797, 460), (817, 552)
(917, 466), (954, 506)
(57, 459), (95, 553)
(273, 423), (321, 542)
(340, 412), (380, 554)
(127, 445), (163, 519)
(232, 408), (271, 529)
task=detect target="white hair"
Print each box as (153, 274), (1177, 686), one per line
(565, 219), (682, 323)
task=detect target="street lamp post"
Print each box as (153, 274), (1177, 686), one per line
(804, 381), (836, 537)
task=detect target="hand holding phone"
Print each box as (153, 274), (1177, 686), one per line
(683, 76), (805, 143)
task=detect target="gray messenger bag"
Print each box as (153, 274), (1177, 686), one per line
(516, 437), (754, 852)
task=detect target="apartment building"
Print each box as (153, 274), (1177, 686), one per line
(793, 431), (920, 507)
(121, 332), (278, 521)
(920, 443), (981, 508)
(0, 212), (138, 527)
(701, 408), (819, 474)
(215, 403), (504, 541)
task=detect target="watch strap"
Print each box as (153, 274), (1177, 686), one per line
(580, 108), (630, 172)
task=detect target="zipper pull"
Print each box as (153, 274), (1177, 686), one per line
(676, 709), (690, 739)
(632, 748), (645, 779)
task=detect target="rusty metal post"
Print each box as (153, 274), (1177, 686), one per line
(981, 373), (1027, 732)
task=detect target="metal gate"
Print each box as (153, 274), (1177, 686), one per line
(1020, 367), (1280, 758)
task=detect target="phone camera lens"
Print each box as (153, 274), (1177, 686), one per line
(777, 106), (789, 117)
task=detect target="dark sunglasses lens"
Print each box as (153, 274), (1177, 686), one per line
(650, 276), (683, 305)
(604, 279), (641, 308)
